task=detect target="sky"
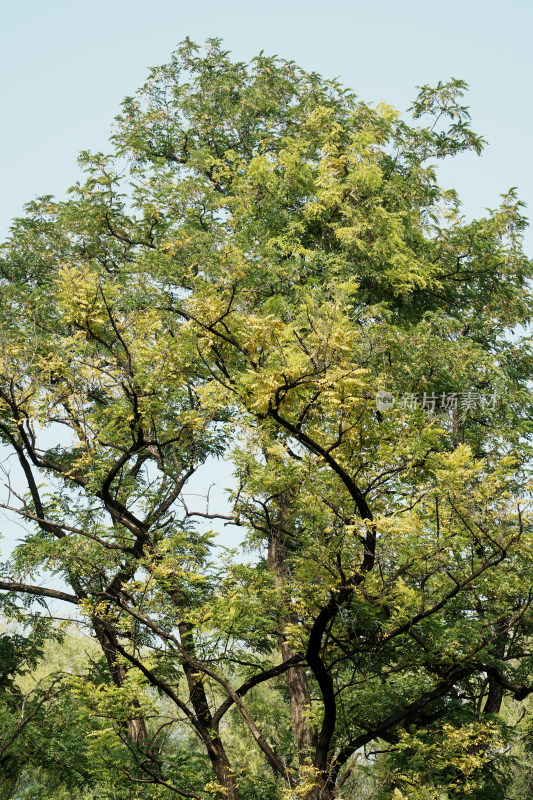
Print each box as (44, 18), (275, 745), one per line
(0, 0), (532, 563)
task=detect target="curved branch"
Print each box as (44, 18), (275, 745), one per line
(0, 580), (79, 605)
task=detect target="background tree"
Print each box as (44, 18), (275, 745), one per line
(0, 616), (99, 799)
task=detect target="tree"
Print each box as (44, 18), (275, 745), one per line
(0, 618), (98, 799)
(1, 37), (533, 799)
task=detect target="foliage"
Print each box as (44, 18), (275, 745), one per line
(0, 622), (97, 799)
(0, 37), (532, 800)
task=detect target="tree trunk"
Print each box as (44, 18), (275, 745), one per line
(209, 741), (240, 800)
(483, 679), (504, 714)
(483, 635), (506, 715)
(92, 616), (148, 742)
(176, 615), (240, 800)
(267, 528), (318, 765)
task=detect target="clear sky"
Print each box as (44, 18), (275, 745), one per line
(0, 0), (531, 561)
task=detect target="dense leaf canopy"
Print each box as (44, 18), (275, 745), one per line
(0, 38), (532, 800)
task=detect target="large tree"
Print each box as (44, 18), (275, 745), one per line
(1, 38), (533, 800)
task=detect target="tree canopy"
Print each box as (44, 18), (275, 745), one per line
(1, 38), (533, 800)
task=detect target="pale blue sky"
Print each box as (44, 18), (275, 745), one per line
(0, 0), (531, 563)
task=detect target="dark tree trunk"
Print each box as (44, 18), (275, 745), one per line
(483, 679), (504, 714)
(209, 741), (240, 800)
(482, 624), (507, 716)
(175, 613), (240, 800)
(267, 529), (318, 765)
(92, 616), (148, 742)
